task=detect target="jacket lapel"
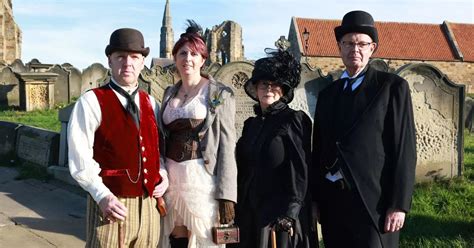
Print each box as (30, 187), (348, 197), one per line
(343, 66), (384, 137)
(198, 80), (218, 137)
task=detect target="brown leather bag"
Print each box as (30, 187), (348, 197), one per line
(212, 225), (240, 244)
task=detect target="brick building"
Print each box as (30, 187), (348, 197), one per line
(288, 17), (474, 92)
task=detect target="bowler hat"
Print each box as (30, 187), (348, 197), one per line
(244, 50), (301, 104)
(105, 28), (150, 57)
(334, 10), (378, 43)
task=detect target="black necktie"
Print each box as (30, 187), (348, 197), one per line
(343, 67), (368, 94)
(109, 82), (140, 127)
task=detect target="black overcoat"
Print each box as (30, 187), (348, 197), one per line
(312, 66), (417, 246)
(235, 101), (316, 248)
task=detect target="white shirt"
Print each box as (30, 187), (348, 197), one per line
(67, 80), (162, 203)
(325, 68), (366, 182)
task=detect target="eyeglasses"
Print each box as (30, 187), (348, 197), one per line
(340, 41), (374, 50)
(257, 81), (281, 90)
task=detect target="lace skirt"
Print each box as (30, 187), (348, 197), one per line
(160, 158), (224, 248)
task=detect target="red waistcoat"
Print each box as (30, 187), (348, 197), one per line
(92, 85), (161, 197)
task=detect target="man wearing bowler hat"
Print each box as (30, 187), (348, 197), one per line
(312, 10), (417, 247)
(68, 28), (168, 247)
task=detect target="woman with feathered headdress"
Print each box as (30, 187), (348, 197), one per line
(232, 49), (317, 247)
(158, 20), (237, 247)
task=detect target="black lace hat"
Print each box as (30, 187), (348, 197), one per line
(334, 10), (378, 43)
(244, 49), (301, 103)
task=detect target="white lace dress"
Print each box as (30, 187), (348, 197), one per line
(160, 84), (223, 248)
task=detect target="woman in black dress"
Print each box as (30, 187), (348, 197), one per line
(233, 49), (317, 248)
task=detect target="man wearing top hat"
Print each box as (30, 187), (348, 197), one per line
(68, 28), (168, 247)
(312, 10), (417, 247)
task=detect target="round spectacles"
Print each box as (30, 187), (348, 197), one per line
(257, 81), (281, 90)
(340, 41), (374, 50)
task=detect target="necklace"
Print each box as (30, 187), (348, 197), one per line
(179, 79), (202, 107)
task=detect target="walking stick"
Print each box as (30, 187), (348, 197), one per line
(271, 226), (277, 248)
(118, 199), (126, 248)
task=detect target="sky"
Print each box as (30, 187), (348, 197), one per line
(13, 0), (474, 70)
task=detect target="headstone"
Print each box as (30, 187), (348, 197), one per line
(81, 63), (108, 92)
(142, 65), (175, 102)
(17, 72), (58, 111)
(464, 97), (474, 131)
(212, 61), (254, 137)
(0, 121), (22, 162)
(0, 66), (20, 109)
(292, 62), (333, 119)
(48, 65), (70, 105)
(15, 125), (60, 167)
(9, 59), (27, 73)
(66, 66), (82, 101)
(397, 63), (465, 181)
(58, 103), (75, 167)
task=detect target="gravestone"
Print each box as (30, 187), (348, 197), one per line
(58, 103), (75, 167)
(397, 63), (465, 181)
(293, 62), (333, 119)
(66, 66), (82, 101)
(0, 66), (20, 108)
(0, 121), (22, 162)
(48, 65), (70, 105)
(9, 59), (27, 73)
(17, 72), (58, 111)
(81, 63), (108, 92)
(141, 65), (174, 102)
(212, 61), (254, 137)
(15, 125), (60, 167)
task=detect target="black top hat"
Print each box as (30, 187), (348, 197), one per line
(244, 50), (301, 104)
(334, 10), (378, 43)
(105, 28), (150, 57)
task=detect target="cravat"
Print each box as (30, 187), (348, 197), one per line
(109, 82), (140, 127)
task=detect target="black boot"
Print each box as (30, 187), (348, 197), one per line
(169, 235), (188, 248)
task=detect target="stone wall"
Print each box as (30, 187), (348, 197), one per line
(305, 56), (474, 92)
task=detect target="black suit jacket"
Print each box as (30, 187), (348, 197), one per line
(312, 66), (417, 234)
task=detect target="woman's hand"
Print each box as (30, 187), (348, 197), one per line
(218, 199), (235, 224)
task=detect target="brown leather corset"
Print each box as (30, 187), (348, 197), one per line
(166, 118), (205, 162)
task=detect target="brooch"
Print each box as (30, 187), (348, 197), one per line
(209, 90), (224, 113)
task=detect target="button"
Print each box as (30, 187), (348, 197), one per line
(140, 136), (143, 141)
(144, 168), (148, 174)
(204, 160), (209, 164)
(141, 146), (145, 152)
(144, 179), (148, 184)
(142, 157), (147, 163)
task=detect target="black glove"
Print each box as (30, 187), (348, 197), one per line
(218, 199), (235, 224)
(275, 216), (294, 232)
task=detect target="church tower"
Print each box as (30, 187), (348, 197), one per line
(160, 0), (174, 59)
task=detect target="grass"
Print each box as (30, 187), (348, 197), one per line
(0, 107), (61, 132)
(399, 131), (474, 247)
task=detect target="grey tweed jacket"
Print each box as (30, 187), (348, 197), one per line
(161, 75), (237, 202)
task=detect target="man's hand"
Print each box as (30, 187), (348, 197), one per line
(153, 170), (169, 198)
(98, 194), (127, 223)
(384, 208), (406, 233)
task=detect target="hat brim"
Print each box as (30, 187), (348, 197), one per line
(334, 25), (378, 43)
(105, 45), (150, 57)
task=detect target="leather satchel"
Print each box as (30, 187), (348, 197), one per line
(212, 225), (240, 244)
